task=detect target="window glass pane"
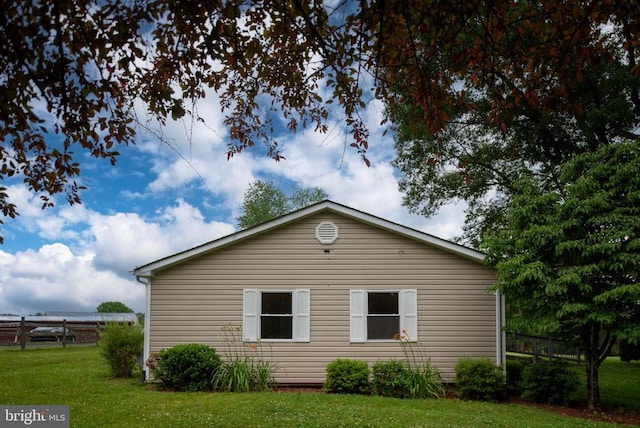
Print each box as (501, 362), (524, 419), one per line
(262, 292), (292, 314)
(367, 316), (400, 340)
(368, 292), (398, 314)
(261, 316), (293, 339)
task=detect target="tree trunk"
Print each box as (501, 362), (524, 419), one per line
(585, 357), (601, 410)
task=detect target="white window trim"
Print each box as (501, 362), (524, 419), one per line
(243, 289), (310, 342)
(350, 289), (417, 343)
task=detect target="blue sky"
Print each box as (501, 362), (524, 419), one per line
(0, 92), (466, 316)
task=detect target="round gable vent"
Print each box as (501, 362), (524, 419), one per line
(315, 221), (339, 244)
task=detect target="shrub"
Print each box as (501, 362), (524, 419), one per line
(620, 339), (640, 362)
(506, 359), (526, 395)
(212, 325), (277, 392)
(372, 359), (411, 398)
(454, 358), (507, 402)
(323, 358), (370, 394)
(99, 322), (144, 378)
(520, 360), (579, 405)
(149, 343), (221, 391)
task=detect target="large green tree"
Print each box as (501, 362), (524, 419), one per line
(393, 32), (639, 246)
(96, 301), (134, 314)
(483, 141), (640, 410)
(1, 1), (638, 242)
(236, 180), (328, 229)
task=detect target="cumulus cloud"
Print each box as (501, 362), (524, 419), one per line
(0, 77), (468, 317)
(0, 191), (236, 315)
(0, 244), (145, 314)
(86, 199), (236, 275)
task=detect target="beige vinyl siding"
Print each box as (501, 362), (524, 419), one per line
(148, 212), (497, 384)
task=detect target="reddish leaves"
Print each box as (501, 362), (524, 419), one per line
(1, 0), (638, 240)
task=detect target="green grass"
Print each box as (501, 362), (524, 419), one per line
(0, 345), (637, 427)
(571, 357), (640, 411)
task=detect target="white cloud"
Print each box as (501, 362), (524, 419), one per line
(0, 198), (237, 315)
(0, 69), (468, 318)
(0, 244), (145, 314)
(86, 200), (235, 275)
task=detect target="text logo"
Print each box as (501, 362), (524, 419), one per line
(1, 406), (69, 427)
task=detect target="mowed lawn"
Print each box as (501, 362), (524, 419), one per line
(0, 345), (638, 428)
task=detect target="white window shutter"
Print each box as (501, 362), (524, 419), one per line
(400, 289), (418, 341)
(350, 289), (366, 343)
(242, 289), (259, 341)
(293, 289), (310, 342)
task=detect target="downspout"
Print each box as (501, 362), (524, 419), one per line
(136, 275), (151, 381)
(495, 291), (506, 374)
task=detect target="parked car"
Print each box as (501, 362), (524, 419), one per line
(29, 326), (75, 342)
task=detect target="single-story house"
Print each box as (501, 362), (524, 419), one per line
(133, 200), (505, 384)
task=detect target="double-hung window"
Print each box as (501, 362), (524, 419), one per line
(367, 291), (400, 340)
(350, 289), (417, 342)
(243, 289), (310, 342)
(260, 292), (293, 339)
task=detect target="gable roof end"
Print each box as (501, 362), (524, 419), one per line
(132, 200), (485, 278)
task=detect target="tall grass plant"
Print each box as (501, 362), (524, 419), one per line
(212, 325), (277, 392)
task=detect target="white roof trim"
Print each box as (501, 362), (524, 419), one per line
(133, 200), (485, 277)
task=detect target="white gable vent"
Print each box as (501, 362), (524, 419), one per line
(315, 221), (339, 244)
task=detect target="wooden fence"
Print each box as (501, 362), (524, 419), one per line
(0, 317), (103, 349)
(506, 332), (582, 362)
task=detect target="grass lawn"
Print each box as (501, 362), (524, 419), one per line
(0, 345), (637, 427)
(571, 357), (640, 411)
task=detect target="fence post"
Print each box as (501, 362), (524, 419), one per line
(20, 317), (26, 351)
(62, 319), (67, 348)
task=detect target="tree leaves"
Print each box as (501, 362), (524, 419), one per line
(1, 0), (639, 243)
(483, 140), (640, 409)
(236, 180), (328, 229)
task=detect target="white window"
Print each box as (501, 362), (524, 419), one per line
(350, 289), (417, 342)
(243, 289), (310, 342)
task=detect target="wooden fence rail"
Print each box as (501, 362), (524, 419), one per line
(506, 332), (582, 362)
(0, 317), (103, 349)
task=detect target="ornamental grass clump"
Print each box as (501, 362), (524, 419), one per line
(212, 325), (278, 392)
(387, 330), (445, 399)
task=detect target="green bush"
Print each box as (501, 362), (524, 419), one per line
(620, 339), (640, 362)
(372, 359), (411, 398)
(99, 322), (144, 378)
(454, 358), (507, 402)
(520, 360), (579, 405)
(506, 359), (526, 395)
(324, 358), (370, 394)
(149, 343), (221, 391)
